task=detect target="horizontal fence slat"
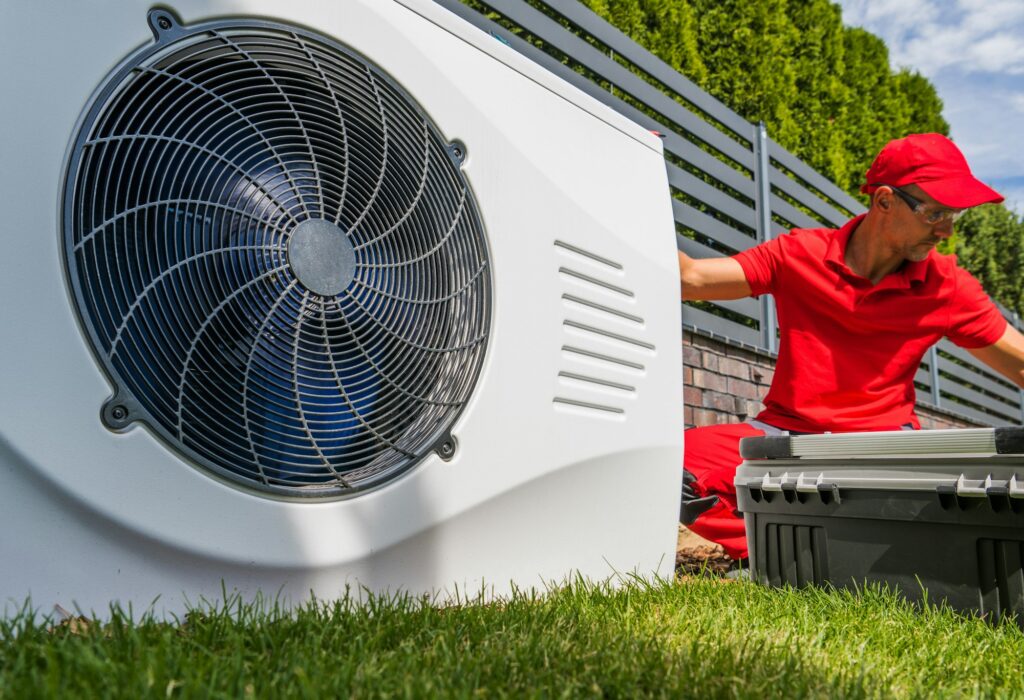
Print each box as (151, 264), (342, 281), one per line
(682, 305), (761, 347)
(677, 234), (720, 259)
(673, 200), (758, 253)
(766, 137), (866, 215)
(768, 192), (826, 230)
(936, 357), (1022, 405)
(936, 340), (1018, 390)
(667, 164), (758, 231)
(768, 168), (858, 228)
(940, 380), (1020, 422)
(708, 296), (759, 319)
(936, 339), (985, 367)
(935, 397), (1014, 428)
(479, 0), (758, 170)
(914, 367), (932, 390)
(543, 0), (756, 141)
(666, 135), (757, 199)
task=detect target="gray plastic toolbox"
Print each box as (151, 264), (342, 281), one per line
(735, 427), (1024, 624)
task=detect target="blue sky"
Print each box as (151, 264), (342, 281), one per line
(837, 0), (1024, 213)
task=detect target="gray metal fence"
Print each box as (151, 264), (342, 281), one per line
(438, 0), (1024, 427)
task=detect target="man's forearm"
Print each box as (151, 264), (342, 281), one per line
(678, 250), (753, 301)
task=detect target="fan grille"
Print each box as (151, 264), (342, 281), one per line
(63, 16), (491, 497)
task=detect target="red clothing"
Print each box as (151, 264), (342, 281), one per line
(732, 214), (1006, 433)
(684, 423), (763, 559)
(686, 215), (1007, 559)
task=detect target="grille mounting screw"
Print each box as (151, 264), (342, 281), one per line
(111, 406), (128, 421)
(157, 16), (172, 30)
(447, 142), (466, 164)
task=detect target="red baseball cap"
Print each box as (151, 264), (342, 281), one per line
(861, 133), (1004, 208)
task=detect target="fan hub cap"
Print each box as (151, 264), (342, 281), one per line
(287, 219), (357, 297)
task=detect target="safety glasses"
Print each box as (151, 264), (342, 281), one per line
(886, 185), (965, 225)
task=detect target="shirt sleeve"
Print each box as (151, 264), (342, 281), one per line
(946, 266), (1007, 348)
(731, 235), (786, 297)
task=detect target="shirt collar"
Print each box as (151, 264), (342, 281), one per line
(824, 213), (930, 289)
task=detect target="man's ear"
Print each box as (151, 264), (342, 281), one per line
(874, 187), (892, 211)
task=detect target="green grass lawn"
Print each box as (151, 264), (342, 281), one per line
(2, 576), (1022, 699)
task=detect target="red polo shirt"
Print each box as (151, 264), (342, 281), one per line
(732, 214), (1006, 432)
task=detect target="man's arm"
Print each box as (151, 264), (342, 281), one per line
(678, 250), (752, 301)
(967, 325), (1024, 389)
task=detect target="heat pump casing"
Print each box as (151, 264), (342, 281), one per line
(0, 0), (682, 614)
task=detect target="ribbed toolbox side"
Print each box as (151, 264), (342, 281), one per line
(736, 427), (1024, 624)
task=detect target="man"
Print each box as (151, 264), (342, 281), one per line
(679, 133), (1024, 560)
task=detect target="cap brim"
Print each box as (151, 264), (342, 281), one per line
(918, 176), (1005, 208)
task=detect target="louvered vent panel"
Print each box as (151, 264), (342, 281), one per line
(978, 539), (1024, 624)
(758, 523), (829, 588)
(553, 240), (651, 418)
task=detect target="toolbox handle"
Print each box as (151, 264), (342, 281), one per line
(758, 471), (828, 492)
(943, 474), (1024, 498)
(757, 472), (841, 504)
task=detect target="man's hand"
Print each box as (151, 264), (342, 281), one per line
(680, 469), (719, 525)
(678, 250), (752, 301)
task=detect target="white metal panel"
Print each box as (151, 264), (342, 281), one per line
(0, 0), (681, 614)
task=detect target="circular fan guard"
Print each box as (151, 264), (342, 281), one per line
(63, 12), (491, 497)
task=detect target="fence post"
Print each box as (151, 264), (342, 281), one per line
(928, 345), (942, 408)
(753, 121), (776, 354)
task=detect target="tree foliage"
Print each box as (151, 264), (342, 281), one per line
(951, 205), (1024, 318)
(576, 0), (1024, 314)
(578, 0), (950, 193)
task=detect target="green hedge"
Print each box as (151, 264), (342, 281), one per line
(580, 0), (948, 195)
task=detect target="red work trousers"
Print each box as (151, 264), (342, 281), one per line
(683, 423), (765, 560)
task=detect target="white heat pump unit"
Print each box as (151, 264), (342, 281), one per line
(0, 0), (682, 614)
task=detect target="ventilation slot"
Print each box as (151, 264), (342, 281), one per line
(558, 371), (635, 393)
(554, 240), (623, 270)
(978, 539), (1024, 624)
(561, 346), (644, 372)
(558, 268), (633, 298)
(563, 320), (654, 352)
(552, 397), (624, 416)
(562, 294), (643, 325)
(757, 524), (829, 588)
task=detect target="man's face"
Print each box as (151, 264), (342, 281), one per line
(881, 184), (962, 262)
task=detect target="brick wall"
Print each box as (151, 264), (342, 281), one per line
(683, 329), (980, 430)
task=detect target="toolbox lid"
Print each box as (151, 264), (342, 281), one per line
(739, 427), (1024, 461)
